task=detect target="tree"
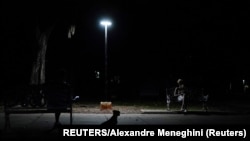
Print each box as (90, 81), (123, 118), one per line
(30, 26), (54, 85)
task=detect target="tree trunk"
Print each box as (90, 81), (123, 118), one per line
(30, 27), (53, 85)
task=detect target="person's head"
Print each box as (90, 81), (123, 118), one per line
(177, 79), (184, 85)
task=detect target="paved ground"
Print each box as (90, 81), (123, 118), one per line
(0, 97), (250, 139)
(0, 111), (250, 139)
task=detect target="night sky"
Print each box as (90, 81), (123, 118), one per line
(1, 0), (250, 99)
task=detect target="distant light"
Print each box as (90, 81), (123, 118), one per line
(243, 79), (245, 85)
(100, 21), (112, 26)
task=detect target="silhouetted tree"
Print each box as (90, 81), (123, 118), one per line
(30, 26), (54, 85)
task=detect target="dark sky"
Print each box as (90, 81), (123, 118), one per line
(1, 0), (250, 92)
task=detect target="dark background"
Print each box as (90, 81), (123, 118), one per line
(1, 0), (250, 100)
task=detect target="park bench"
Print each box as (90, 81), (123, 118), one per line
(166, 87), (209, 112)
(3, 83), (79, 129)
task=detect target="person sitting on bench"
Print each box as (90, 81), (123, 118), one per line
(174, 79), (188, 112)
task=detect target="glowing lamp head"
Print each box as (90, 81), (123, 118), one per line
(100, 21), (112, 26)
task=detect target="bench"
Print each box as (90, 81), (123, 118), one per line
(3, 83), (79, 129)
(166, 87), (209, 112)
(4, 106), (73, 129)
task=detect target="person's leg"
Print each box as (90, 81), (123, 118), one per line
(166, 95), (171, 111)
(202, 95), (208, 112)
(47, 112), (61, 132)
(55, 112), (61, 126)
(181, 95), (187, 112)
(203, 101), (208, 112)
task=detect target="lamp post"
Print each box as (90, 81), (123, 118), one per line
(100, 20), (112, 101)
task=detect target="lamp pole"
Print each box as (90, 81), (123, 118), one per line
(100, 20), (112, 100)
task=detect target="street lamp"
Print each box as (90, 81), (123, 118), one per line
(100, 20), (112, 101)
